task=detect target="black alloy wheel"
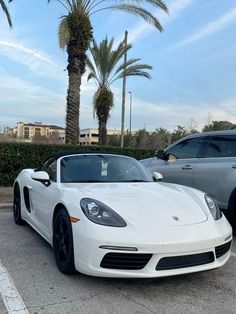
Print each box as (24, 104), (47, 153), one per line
(13, 184), (24, 225)
(53, 208), (76, 274)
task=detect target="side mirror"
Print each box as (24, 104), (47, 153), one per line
(31, 171), (50, 186)
(153, 172), (163, 182)
(155, 150), (165, 160)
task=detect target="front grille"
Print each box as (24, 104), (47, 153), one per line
(100, 253), (152, 270)
(156, 252), (215, 270)
(215, 241), (231, 258)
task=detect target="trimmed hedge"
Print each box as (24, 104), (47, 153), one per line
(0, 142), (155, 186)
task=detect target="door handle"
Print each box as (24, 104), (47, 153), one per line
(182, 165), (193, 170)
(27, 185), (32, 190)
(232, 165), (236, 169)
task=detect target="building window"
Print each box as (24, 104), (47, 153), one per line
(24, 131), (29, 139)
(35, 127), (41, 136)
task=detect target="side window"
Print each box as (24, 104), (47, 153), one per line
(41, 159), (57, 182)
(167, 137), (205, 159)
(205, 135), (236, 158)
(46, 161), (57, 182)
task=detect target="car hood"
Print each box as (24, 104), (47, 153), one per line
(62, 182), (208, 227)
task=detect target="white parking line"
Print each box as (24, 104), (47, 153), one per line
(231, 252), (236, 258)
(0, 260), (29, 314)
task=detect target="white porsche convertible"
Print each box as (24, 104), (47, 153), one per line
(14, 151), (232, 278)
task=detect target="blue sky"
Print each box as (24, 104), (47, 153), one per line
(0, 0), (236, 133)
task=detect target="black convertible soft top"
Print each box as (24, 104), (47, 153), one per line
(50, 150), (122, 161)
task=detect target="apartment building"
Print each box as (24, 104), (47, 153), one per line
(4, 123), (122, 145)
(4, 122), (65, 142)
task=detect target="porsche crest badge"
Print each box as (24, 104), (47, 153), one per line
(172, 216), (179, 221)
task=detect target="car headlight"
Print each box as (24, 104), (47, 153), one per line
(205, 195), (222, 220)
(80, 198), (126, 227)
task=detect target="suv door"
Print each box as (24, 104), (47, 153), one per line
(155, 136), (206, 187)
(193, 135), (236, 210)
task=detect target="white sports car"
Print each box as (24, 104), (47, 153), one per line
(14, 151), (232, 278)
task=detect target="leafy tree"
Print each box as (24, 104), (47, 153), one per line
(171, 125), (188, 143)
(87, 37), (152, 145)
(0, 0), (13, 27)
(47, 0), (168, 144)
(151, 127), (171, 148)
(203, 120), (236, 132)
(133, 128), (150, 148)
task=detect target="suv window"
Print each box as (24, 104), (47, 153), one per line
(167, 137), (205, 159)
(205, 135), (236, 158)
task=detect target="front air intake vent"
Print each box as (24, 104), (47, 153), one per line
(156, 252), (215, 270)
(100, 253), (152, 270)
(215, 241), (231, 258)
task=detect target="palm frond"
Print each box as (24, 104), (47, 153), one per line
(87, 36), (152, 89)
(87, 72), (96, 82)
(86, 57), (97, 78)
(110, 63), (152, 85)
(0, 0), (12, 27)
(113, 58), (141, 76)
(124, 0), (168, 13)
(58, 17), (70, 48)
(108, 4), (164, 31)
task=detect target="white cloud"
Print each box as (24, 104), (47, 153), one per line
(106, 90), (236, 132)
(0, 68), (97, 129)
(0, 69), (66, 125)
(0, 39), (53, 64)
(122, 0), (194, 43)
(0, 32), (65, 79)
(1, 67), (236, 133)
(131, 97), (236, 131)
(171, 5), (236, 50)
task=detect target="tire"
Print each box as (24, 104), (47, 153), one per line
(53, 208), (76, 275)
(13, 184), (24, 225)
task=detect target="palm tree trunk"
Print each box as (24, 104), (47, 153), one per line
(98, 119), (107, 146)
(66, 42), (87, 145)
(66, 71), (81, 144)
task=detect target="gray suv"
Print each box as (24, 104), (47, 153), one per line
(140, 130), (236, 227)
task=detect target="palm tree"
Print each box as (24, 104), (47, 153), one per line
(48, 0), (168, 144)
(48, 0), (168, 145)
(0, 0), (13, 27)
(87, 37), (152, 145)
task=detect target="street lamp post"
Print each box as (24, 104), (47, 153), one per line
(128, 91), (133, 147)
(120, 30), (128, 148)
(128, 91), (132, 136)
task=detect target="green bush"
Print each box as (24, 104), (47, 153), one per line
(0, 142), (155, 186)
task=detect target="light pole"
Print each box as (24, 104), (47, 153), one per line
(128, 91), (132, 136)
(120, 30), (128, 148)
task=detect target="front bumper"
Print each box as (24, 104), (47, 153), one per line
(72, 215), (232, 278)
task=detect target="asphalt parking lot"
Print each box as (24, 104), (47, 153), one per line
(0, 211), (235, 314)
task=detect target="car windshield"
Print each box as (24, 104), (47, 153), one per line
(60, 154), (153, 183)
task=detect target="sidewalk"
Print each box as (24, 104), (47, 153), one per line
(0, 187), (13, 212)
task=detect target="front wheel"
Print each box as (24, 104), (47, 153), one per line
(53, 208), (76, 274)
(13, 184), (24, 225)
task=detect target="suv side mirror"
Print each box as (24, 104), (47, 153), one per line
(31, 171), (51, 186)
(155, 150), (165, 160)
